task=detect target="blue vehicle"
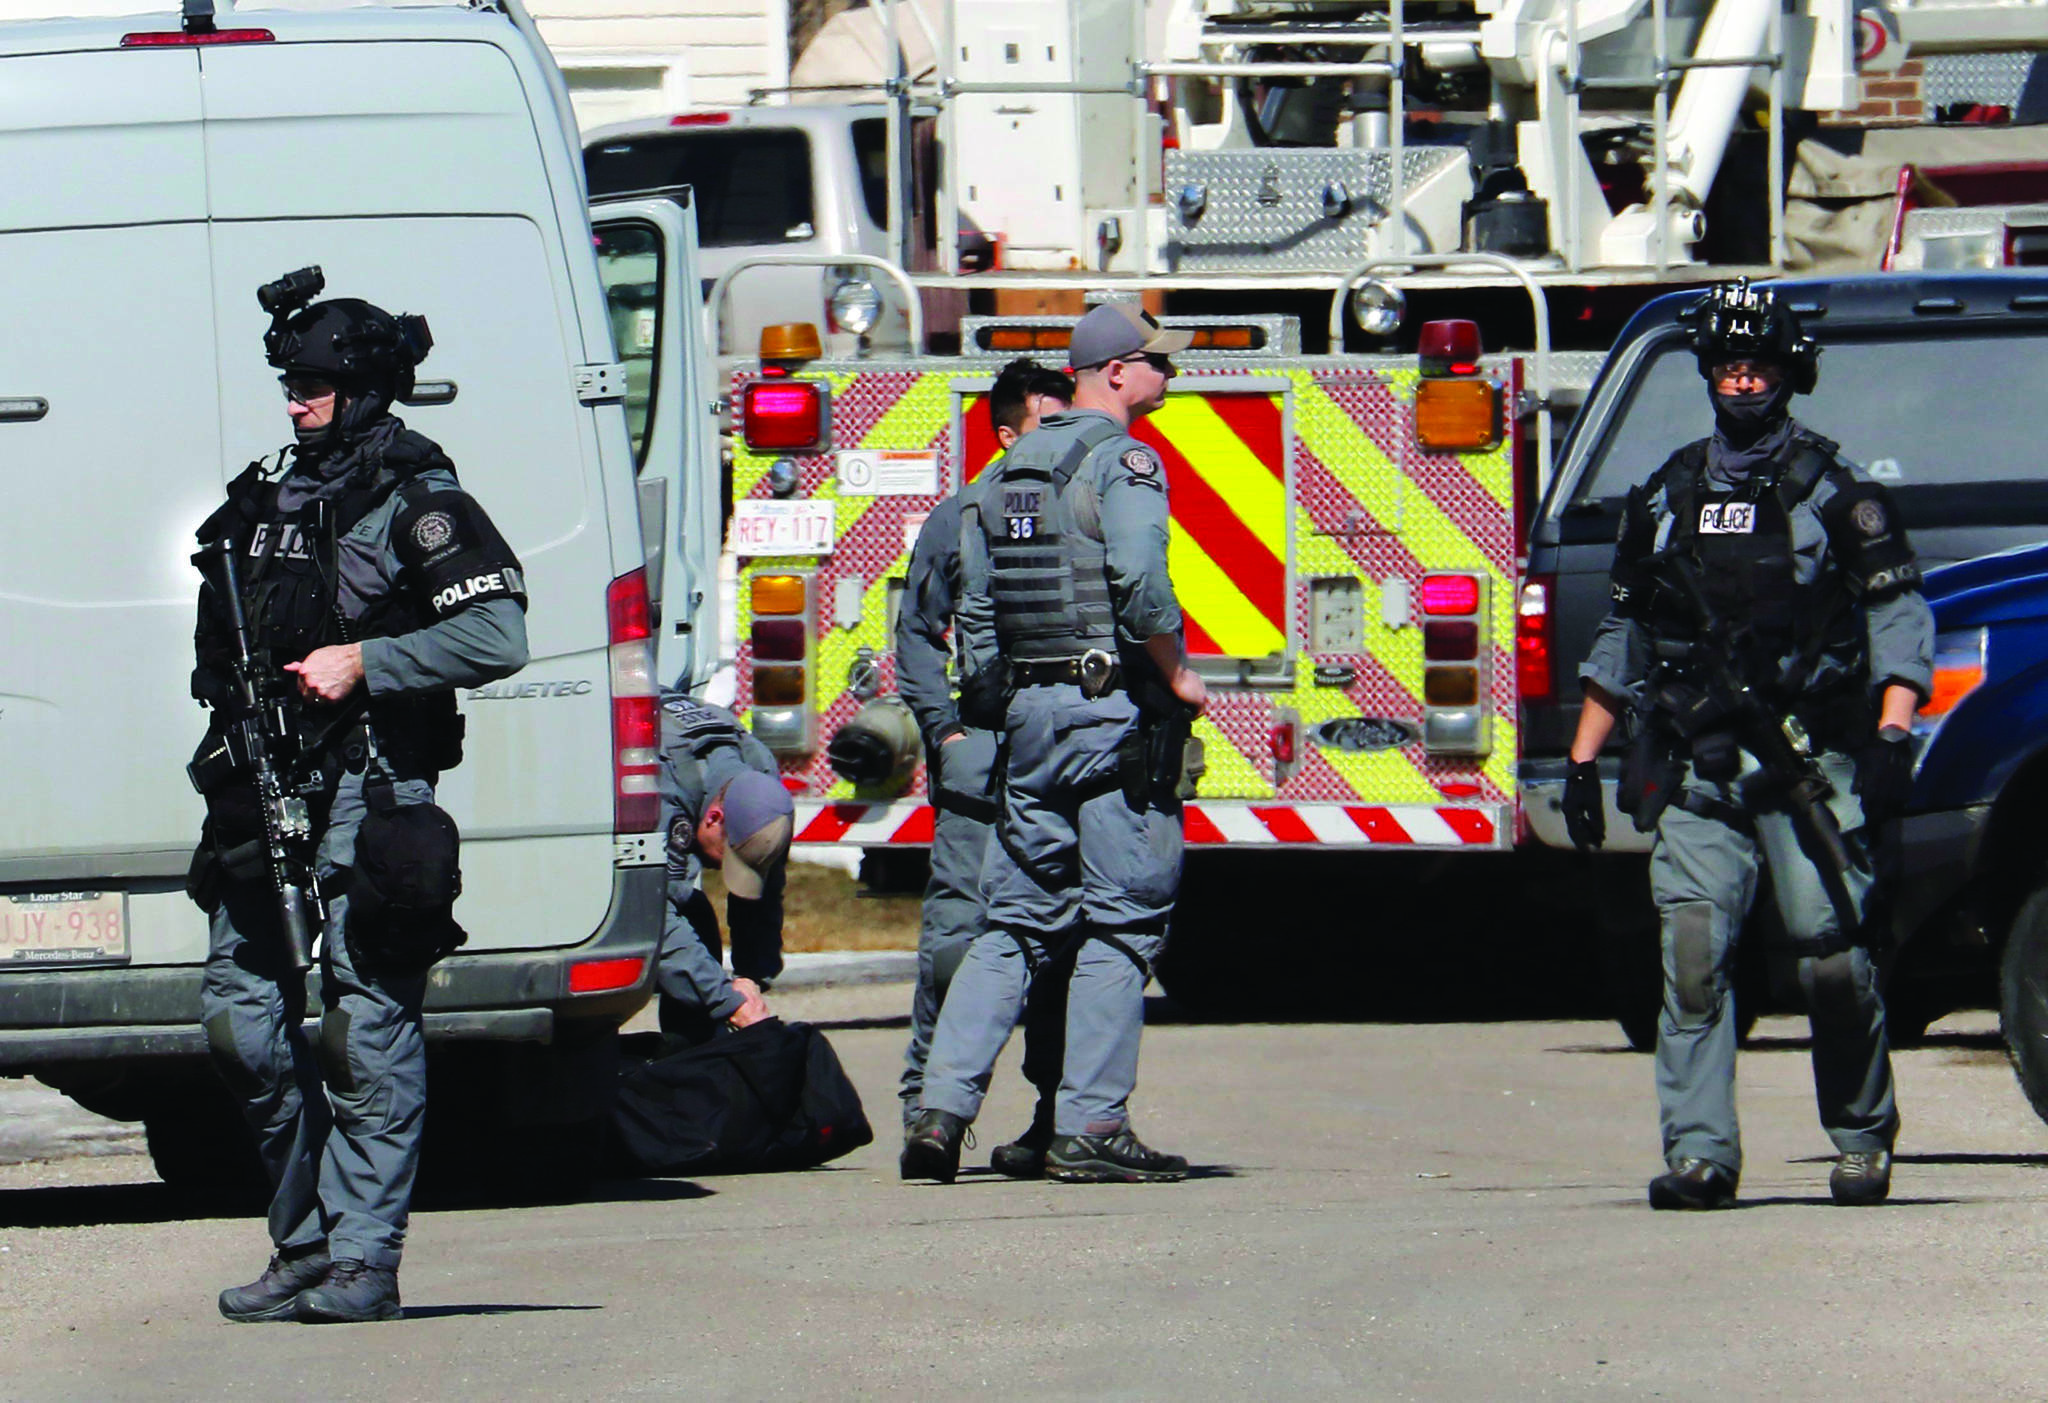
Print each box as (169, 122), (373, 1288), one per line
(1522, 271), (2048, 1101)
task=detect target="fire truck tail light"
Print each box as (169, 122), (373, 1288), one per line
(1418, 319), (1484, 373)
(568, 957), (646, 995)
(741, 380), (828, 452)
(750, 574), (808, 615)
(1268, 721), (1296, 765)
(1424, 667), (1479, 706)
(1414, 379), (1502, 452)
(752, 619), (807, 662)
(1517, 577), (1555, 703)
(1424, 621), (1478, 661)
(754, 666), (807, 705)
(607, 569), (660, 833)
(1419, 574), (1481, 616)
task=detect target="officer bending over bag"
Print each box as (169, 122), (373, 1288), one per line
(654, 692), (797, 1042)
(190, 270), (528, 1323)
(1563, 279), (1933, 1211)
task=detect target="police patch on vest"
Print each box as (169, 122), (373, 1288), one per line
(1121, 448), (1158, 476)
(248, 523), (314, 560)
(411, 510), (457, 553)
(1698, 501), (1756, 535)
(1003, 487), (1044, 541)
(1851, 498), (1888, 537)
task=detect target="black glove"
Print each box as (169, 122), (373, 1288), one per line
(1853, 726), (1915, 827)
(1562, 759), (1606, 852)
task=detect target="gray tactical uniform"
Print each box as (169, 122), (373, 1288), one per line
(199, 429), (528, 1271)
(920, 409), (1185, 1138)
(655, 694), (786, 1039)
(1581, 424), (1933, 1179)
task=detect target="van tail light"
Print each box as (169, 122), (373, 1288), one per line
(1517, 576), (1555, 703)
(1419, 573), (1490, 755)
(608, 569), (660, 833)
(741, 380), (829, 452)
(569, 957), (647, 995)
(121, 27), (274, 45)
(747, 573), (817, 755)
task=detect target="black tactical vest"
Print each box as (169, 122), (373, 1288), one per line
(979, 416), (1122, 661)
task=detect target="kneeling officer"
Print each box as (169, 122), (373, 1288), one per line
(190, 269), (529, 1321)
(1563, 279), (1932, 1210)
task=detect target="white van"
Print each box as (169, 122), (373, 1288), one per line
(0, 0), (720, 1187)
(583, 104), (948, 357)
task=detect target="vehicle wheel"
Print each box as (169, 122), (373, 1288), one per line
(2000, 887), (2048, 1124)
(142, 1074), (268, 1214)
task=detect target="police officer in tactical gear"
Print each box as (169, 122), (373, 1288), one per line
(895, 359), (1073, 1172)
(655, 692), (796, 1041)
(193, 270), (529, 1322)
(1563, 279), (1932, 1211)
(903, 304), (1207, 1185)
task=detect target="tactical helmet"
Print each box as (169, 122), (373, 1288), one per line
(1688, 278), (1819, 394)
(259, 266), (433, 401)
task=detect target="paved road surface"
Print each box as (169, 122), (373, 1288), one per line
(3, 990), (2046, 1400)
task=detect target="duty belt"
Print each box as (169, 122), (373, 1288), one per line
(1011, 649), (1120, 697)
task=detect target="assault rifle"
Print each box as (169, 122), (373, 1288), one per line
(1659, 553), (1870, 936)
(191, 538), (319, 971)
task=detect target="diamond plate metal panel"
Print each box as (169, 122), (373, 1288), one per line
(1166, 147), (1467, 271)
(1924, 53), (2037, 109)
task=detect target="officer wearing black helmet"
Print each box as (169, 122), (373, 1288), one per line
(190, 269), (528, 1322)
(1562, 279), (1932, 1211)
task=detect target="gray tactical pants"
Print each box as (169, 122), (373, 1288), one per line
(1652, 751), (1897, 1179)
(900, 801), (992, 1125)
(200, 769), (432, 1271)
(921, 685), (1180, 1137)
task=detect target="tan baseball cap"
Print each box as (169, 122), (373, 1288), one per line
(717, 771), (794, 900)
(1067, 302), (1193, 370)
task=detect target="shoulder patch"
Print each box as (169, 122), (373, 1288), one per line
(1121, 447), (1158, 477)
(667, 813), (695, 859)
(411, 510), (457, 553)
(1850, 497), (1888, 538)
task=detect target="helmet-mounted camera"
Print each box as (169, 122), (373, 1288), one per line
(1685, 277), (1820, 395)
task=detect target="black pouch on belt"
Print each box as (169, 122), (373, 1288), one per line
(346, 786), (467, 976)
(1617, 724), (1686, 834)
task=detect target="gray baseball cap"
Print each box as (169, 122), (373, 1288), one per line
(717, 770), (795, 899)
(1067, 302), (1193, 370)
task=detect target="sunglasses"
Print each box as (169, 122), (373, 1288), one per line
(1117, 352), (1177, 377)
(279, 377), (338, 405)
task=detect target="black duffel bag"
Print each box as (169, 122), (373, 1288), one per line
(608, 1018), (872, 1177)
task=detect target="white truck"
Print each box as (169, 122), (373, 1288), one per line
(0, 0), (720, 1194)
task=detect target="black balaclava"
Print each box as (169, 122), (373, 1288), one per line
(1706, 371), (1796, 482)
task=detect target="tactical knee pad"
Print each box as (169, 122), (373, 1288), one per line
(1668, 902), (1726, 1026)
(1805, 950), (1864, 1025)
(317, 1008), (356, 1094)
(203, 1009), (267, 1098)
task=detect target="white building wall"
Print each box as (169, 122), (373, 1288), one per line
(528, 0), (792, 130)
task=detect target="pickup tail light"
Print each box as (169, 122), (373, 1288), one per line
(1914, 628), (1988, 742)
(1516, 576), (1555, 702)
(608, 569), (660, 833)
(1419, 573), (1490, 755)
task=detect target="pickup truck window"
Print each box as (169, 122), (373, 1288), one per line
(1568, 330), (2048, 507)
(586, 130), (816, 247)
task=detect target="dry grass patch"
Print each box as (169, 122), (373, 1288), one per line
(701, 863), (921, 952)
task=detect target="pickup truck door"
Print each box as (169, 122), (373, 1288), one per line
(591, 192), (722, 693)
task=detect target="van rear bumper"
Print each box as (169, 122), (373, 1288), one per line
(0, 865), (662, 1074)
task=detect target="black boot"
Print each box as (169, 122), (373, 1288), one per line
(1648, 1157), (1738, 1210)
(1830, 1149), (1892, 1206)
(295, 1259), (402, 1323)
(900, 1109), (969, 1184)
(989, 1107), (1055, 1180)
(218, 1245), (331, 1323)
(1045, 1127), (1187, 1184)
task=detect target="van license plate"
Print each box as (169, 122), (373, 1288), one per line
(1, 891), (130, 966)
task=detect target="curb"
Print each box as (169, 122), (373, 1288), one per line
(772, 950), (918, 990)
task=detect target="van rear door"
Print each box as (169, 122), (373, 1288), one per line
(0, 51), (220, 928)
(592, 193), (723, 694)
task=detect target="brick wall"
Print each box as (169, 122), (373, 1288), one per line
(1824, 60), (1927, 126)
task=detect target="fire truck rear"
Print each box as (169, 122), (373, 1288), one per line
(717, 305), (1546, 893)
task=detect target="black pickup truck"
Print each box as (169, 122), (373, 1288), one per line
(1521, 271), (2048, 1049)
